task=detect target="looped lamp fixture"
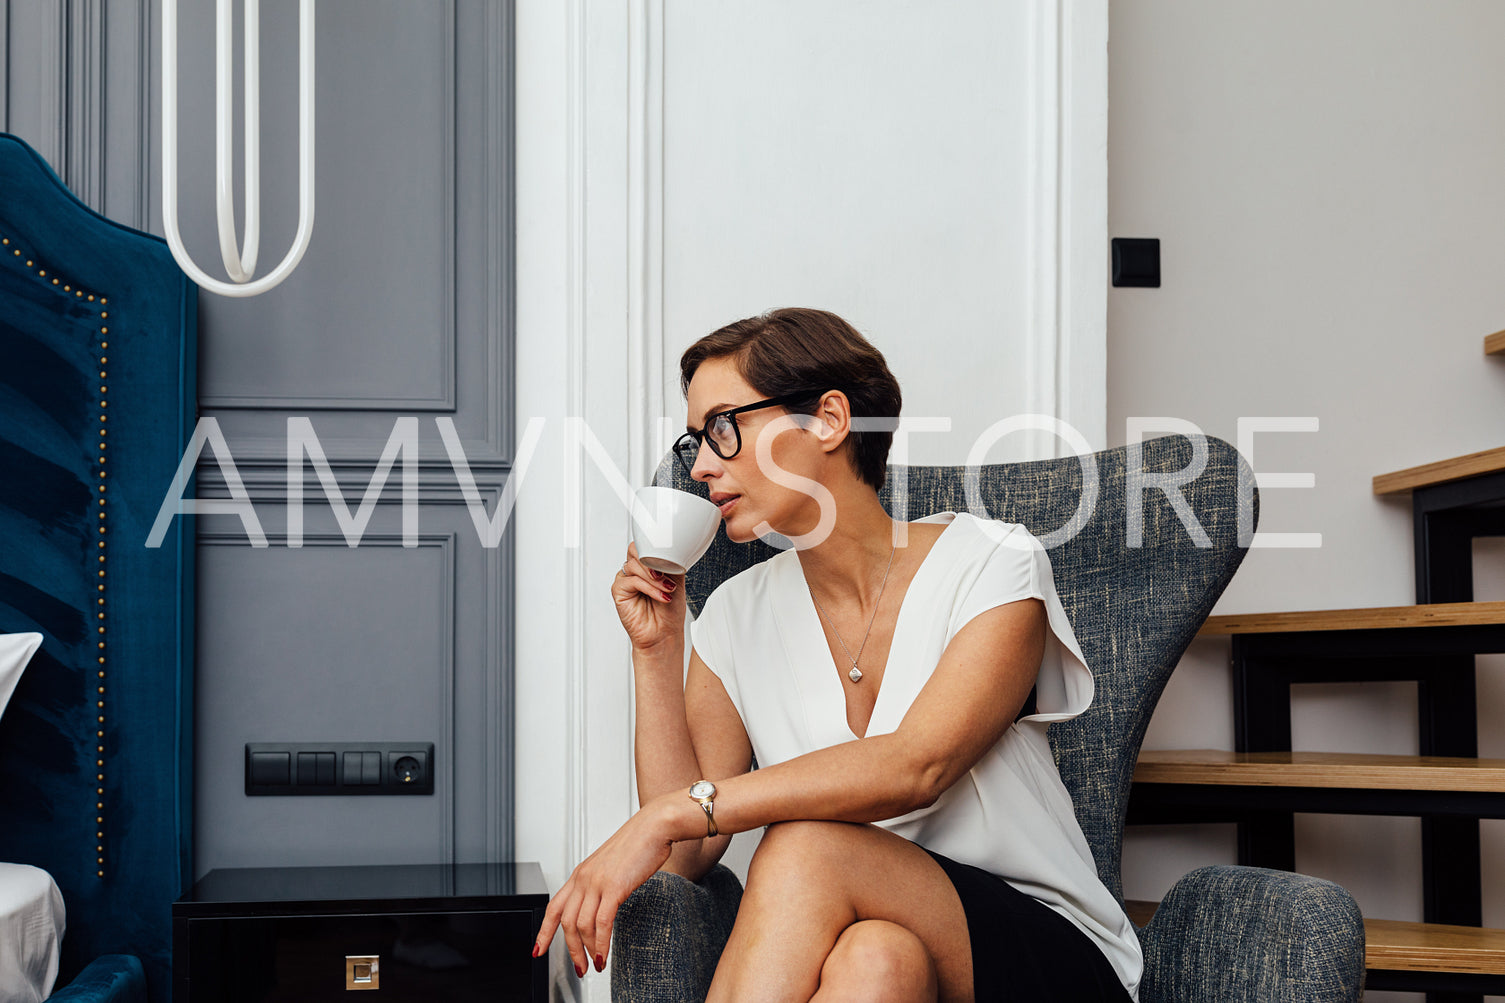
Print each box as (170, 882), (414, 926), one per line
(162, 0), (316, 297)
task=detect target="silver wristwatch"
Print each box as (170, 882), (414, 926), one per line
(688, 780), (718, 837)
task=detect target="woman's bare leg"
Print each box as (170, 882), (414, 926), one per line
(705, 821), (973, 1003)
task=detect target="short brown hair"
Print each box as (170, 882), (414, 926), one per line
(679, 308), (902, 491)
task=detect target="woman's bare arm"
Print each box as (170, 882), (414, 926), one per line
(631, 640), (750, 878)
(614, 542), (751, 879)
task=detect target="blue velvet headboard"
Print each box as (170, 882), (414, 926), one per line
(0, 132), (196, 1001)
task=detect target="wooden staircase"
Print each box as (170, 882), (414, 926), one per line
(1129, 328), (1505, 1001)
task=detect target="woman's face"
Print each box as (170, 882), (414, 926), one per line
(683, 357), (836, 544)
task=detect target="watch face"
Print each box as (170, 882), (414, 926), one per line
(689, 780), (716, 800)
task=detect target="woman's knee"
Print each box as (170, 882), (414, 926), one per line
(820, 920), (938, 1002)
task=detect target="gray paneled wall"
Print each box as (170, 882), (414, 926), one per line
(2, 0), (152, 223)
(2, 0), (516, 873)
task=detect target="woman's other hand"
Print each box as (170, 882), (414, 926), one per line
(612, 542), (685, 652)
(531, 799), (678, 976)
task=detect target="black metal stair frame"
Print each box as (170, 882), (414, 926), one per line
(1409, 470), (1505, 1002)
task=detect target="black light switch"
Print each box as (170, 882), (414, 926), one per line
(1112, 238), (1160, 287)
(296, 752), (318, 785)
(249, 751), (290, 786)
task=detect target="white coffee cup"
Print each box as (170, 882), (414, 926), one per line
(631, 485), (722, 575)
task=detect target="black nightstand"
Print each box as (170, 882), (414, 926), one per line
(173, 862), (549, 1002)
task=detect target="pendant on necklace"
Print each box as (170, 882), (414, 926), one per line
(848, 665), (863, 683)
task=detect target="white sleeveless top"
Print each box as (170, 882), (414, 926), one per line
(690, 511), (1143, 999)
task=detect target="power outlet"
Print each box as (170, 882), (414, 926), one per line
(245, 742), (434, 796)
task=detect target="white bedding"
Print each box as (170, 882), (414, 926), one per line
(0, 863), (63, 1003)
(0, 634), (43, 723)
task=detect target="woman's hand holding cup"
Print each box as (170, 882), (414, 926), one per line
(612, 542), (685, 653)
(614, 485), (720, 652)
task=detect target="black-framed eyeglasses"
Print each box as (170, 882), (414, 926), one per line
(673, 392), (819, 475)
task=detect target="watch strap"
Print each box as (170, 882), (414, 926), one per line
(698, 799), (717, 837)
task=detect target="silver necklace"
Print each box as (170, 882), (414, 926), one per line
(808, 542), (897, 683)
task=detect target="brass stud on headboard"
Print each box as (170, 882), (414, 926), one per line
(86, 287), (109, 873)
(94, 300), (108, 880)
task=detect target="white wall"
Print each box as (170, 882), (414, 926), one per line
(659, 4), (1106, 464)
(514, 1), (1106, 999)
(1108, 3), (1505, 1000)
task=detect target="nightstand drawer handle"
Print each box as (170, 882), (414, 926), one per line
(346, 955), (380, 991)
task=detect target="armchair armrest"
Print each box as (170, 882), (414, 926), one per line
(1137, 865), (1364, 1003)
(610, 865), (743, 1003)
(45, 955), (145, 1003)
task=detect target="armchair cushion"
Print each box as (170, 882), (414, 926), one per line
(1137, 865), (1365, 1003)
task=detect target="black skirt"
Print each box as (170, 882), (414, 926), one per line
(924, 849), (1134, 1003)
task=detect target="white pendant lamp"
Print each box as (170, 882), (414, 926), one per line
(162, 0), (315, 297)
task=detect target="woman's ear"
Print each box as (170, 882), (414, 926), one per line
(813, 391), (851, 451)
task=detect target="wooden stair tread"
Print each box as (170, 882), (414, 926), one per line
(1199, 600), (1505, 635)
(1373, 444), (1505, 494)
(1124, 901), (1505, 975)
(1134, 749), (1505, 792)
(1487, 328), (1505, 356)
(1365, 918), (1505, 974)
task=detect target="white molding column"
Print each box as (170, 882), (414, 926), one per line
(1060, 0), (1110, 453)
(1028, 0), (1109, 456)
(515, 0), (646, 998)
(627, 0), (666, 487)
(512, 0), (589, 997)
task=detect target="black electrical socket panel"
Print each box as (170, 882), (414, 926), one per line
(245, 742), (434, 796)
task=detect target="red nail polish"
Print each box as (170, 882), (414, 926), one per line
(595, 953), (605, 971)
(531, 943), (540, 958)
(575, 962), (585, 977)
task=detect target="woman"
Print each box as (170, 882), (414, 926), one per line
(533, 308), (1141, 1002)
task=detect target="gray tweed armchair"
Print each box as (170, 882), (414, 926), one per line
(611, 435), (1365, 1003)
